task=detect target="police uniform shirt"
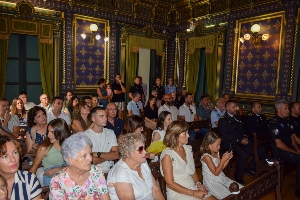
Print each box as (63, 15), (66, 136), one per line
(268, 115), (293, 149)
(210, 108), (226, 128)
(244, 111), (268, 141)
(289, 115), (300, 138)
(129, 84), (144, 96)
(152, 85), (165, 100)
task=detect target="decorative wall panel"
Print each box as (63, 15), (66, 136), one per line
(234, 12), (285, 98)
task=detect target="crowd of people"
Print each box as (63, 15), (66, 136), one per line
(0, 74), (300, 199)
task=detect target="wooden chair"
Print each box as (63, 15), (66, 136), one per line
(193, 151), (202, 168)
(253, 133), (273, 178)
(223, 160), (282, 200)
(148, 161), (166, 198)
(41, 186), (50, 200)
(187, 120), (211, 131)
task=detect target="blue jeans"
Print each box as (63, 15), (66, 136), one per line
(188, 128), (209, 141)
(43, 163), (67, 186)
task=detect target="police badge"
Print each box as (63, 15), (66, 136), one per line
(273, 129), (279, 135)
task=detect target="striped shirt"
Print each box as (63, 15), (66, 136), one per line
(11, 170), (42, 200)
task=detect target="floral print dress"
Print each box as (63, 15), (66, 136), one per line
(49, 165), (108, 199)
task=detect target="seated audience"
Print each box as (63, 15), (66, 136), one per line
(222, 93), (243, 116)
(200, 132), (242, 199)
(50, 133), (110, 199)
(179, 88), (187, 106)
(63, 95), (79, 118)
(71, 100), (92, 134)
(82, 96), (92, 108)
(62, 91), (73, 111)
(210, 98), (225, 128)
(91, 94), (100, 109)
(0, 135), (42, 199)
(158, 94), (178, 121)
(19, 92), (36, 111)
(0, 174), (8, 200)
(81, 107), (119, 173)
(47, 97), (71, 130)
(152, 111), (172, 143)
(106, 103), (123, 138)
(268, 100), (300, 197)
(0, 98), (20, 138)
(289, 102), (300, 138)
(97, 78), (110, 109)
(38, 94), (52, 112)
(144, 95), (158, 130)
(196, 95), (211, 120)
(25, 106), (47, 153)
(29, 118), (70, 186)
(152, 90), (162, 108)
(107, 133), (165, 200)
(160, 121), (215, 200)
(127, 92), (143, 117)
(171, 92), (181, 109)
(118, 115), (144, 143)
(10, 97), (27, 125)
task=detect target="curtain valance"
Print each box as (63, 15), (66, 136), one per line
(187, 34), (216, 54)
(128, 35), (164, 56)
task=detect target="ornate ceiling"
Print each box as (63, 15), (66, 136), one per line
(54, 0), (282, 25)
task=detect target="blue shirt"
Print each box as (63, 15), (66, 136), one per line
(196, 104), (211, 120)
(106, 118), (124, 137)
(127, 100), (143, 116)
(210, 108), (226, 128)
(164, 85), (176, 94)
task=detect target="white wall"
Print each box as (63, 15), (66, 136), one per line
(138, 48), (150, 101)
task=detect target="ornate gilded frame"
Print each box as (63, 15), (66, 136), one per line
(73, 14), (110, 90)
(232, 11), (285, 99)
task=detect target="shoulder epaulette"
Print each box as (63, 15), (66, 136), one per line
(248, 112), (253, 116)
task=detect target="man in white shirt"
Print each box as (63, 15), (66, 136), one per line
(0, 98), (20, 138)
(158, 94), (178, 121)
(47, 97), (71, 129)
(38, 94), (52, 112)
(81, 107), (119, 172)
(19, 92), (36, 111)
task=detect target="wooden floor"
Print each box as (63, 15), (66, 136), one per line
(196, 166), (298, 199)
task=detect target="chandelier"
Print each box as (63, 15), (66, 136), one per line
(239, 24), (270, 49)
(81, 23), (109, 46)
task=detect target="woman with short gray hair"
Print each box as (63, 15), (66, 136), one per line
(107, 133), (165, 200)
(49, 133), (110, 200)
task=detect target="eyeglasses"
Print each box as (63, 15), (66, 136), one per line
(107, 108), (118, 111)
(137, 145), (146, 154)
(189, 109), (193, 115)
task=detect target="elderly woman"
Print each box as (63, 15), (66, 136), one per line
(107, 133), (165, 200)
(25, 106), (47, 153)
(0, 174), (8, 200)
(0, 135), (42, 199)
(29, 118), (70, 186)
(49, 133), (110, 199)
(71, 100), (93, 134)
(161, 121), (216, 200)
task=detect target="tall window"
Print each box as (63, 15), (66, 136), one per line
(5, 34), (42, 104)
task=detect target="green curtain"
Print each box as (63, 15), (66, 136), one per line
(125, 37), (138, 102)
(38, 41), (53, 99)
(194, 48), (206, 106)
(149, 50), (156, 94)
(186, 48), (201, 94)
(0, 38), (9, 98)
(205, 36), (218, 101)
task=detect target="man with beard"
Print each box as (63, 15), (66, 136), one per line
(171, 92), (181, 109)
(158, 94), (178, 121)
(289, 102), (300, 139)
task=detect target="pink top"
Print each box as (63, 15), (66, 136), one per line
(106, 88), (112, 96)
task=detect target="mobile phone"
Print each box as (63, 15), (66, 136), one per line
(228, 143), (233, 152)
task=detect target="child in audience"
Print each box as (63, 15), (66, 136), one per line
(106, 83), (113, 103)
(0, 174), (8, 200)
(200, 132), (243, 199)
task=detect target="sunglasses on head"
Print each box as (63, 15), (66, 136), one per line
(136, 103), (139, 108)
(189, 108), (193, 114)
(137, 145), (146, 154)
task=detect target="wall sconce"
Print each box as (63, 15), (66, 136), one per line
(239, 24), (270, 49)
(81, 23), (109, 46)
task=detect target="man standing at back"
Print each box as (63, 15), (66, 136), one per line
(19, 92), (36, 111)
(129, 76), (144, 103)
(164, 77), (176, 95)
(82, 107), (119, 173)
(111, 73), (126, 119)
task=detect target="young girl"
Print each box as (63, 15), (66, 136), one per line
(200, 132), (243, 199)
(106, 83), (113, 102)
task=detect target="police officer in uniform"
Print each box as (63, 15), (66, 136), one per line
(268, 100), (300, 197)
(289, 102), (300, 139)
(219, 100), (255, 184)
(244, 102), (268, 142)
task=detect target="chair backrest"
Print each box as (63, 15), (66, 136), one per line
(253, 133), (269, 162)
(41, 186), (50, 200)
(223, 160), (282, 200)
(193, 151), (202, 168)
(187, 120), (211, 130)
(148, 161), (166, 198)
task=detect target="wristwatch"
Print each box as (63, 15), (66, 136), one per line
(97, 152), (101, 158)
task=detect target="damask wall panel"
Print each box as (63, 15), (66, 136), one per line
(74, 15), (109, 89)
(235, 12), (284, 98)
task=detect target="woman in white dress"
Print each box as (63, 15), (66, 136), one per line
(161, 121), (216, 200)
(152, 111), (172, 143)
(107, 133), (165, 200)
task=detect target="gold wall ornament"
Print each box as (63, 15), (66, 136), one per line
(231, 27), (239, 92)
(253, 79), (259, 89)
(239, 61), (245, 71)
(289, 14), (299, 96)
(254, 60), (261, 70)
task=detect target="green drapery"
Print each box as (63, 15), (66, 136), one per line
(186, 48), (201, 94)
(38, 41), (53, 99)
(194, 48), (206, 106)
(0, 38), (9, 98)
(205, 36), (218, 101)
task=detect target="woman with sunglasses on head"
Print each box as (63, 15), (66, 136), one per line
(29, 118), (70, 186)
(107, 133), (164, 200)
(0, 135), (42, 200)
(71, 101), (93, 134)
(25, 106), (48, 153)
(161, 121), (216, 200)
